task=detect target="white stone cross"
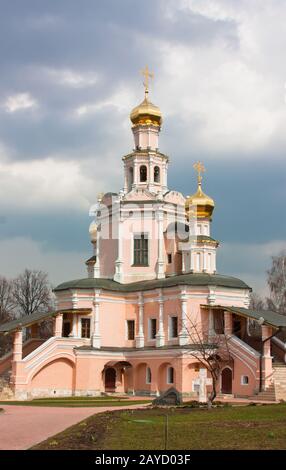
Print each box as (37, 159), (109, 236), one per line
(193, 368), (212, 403)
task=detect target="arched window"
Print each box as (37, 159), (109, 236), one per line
(129, 167), (134, 185)
(140, 165), (147, 182)
(128, 167), (134, 191)
(167, 367), (174, 384)
(146, 367), (152, 384)
(196, 252), (201, 271)
(154, 166), (160, 183)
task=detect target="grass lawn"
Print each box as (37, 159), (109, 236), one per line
(32, 404), (286, 450)
(0, 396), (150, 407)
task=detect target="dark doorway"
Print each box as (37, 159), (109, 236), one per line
(63, 321), (71, 337)
(105, 367), (116, 391)
(221, 368), (232, 394)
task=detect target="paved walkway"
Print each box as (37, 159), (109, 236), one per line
(0, 403), (147, 450)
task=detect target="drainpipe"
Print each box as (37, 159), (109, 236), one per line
(259, 323), (281, 393)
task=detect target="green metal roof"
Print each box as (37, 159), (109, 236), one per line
(0, 310), (56, 334)
(54, 272), (250, 293)
(210, 305), (286, 328)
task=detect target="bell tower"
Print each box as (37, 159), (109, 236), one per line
(182, 162), (219, 274)
(123, 66), (168, 195)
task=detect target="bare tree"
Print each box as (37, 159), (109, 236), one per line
(249, 292), (266, 310)
(12, 269), (53, 317)
(185, 315), (231, 405)
(266, 251), (286, 315)
(0, 276), (14, 322)
(0, 276), (15, 356)
(248, 292), (266, 337)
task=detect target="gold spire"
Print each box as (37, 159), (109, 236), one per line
(193, 161), (205, 185)
(185, 162), (215, 220)
(130, 66), (162, 127)
(141, 65), (154, 98)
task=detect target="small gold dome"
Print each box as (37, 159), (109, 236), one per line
(130, 95), (162, 127)
(185, 183), (215, 220)
(89, 222), (97, 242)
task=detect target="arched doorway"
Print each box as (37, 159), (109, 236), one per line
(221, 368), (232, 394)
(105, 367), (116, 391)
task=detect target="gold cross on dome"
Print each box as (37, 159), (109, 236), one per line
(141, 65), (154, 96)
(193, 161), (205, 184)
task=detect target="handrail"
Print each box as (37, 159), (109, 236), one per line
(22, 337), (86, 366)
(229, 335), (260, 357)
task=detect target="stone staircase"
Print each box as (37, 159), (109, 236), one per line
(0, 370), (13, 400)
(250, 362), (286, 402)
(250, 383), (277, 402)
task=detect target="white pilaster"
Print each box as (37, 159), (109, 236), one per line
(93, 232), (100, 278)
(92, 290), (101, 348)
(179, 288), (189, 345)
(207, 287), (216, 305)
(133, 161), (139, 187)
(71, 314), (78, 337)
(156, 205), (165, 279)
(208, 308), (215, 338)
(124, 162), (128, 193)
(148, 157), (154, 192)
(162, 162), (168, 192)
(156, 289), (165, 347)
(182, 252), (186, 273)
(135, 292), (144, 348)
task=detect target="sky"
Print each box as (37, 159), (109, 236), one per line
(0, 0), (286, 294)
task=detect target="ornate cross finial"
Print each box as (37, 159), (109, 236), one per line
(141, 65), (154, 97)
(193, 161), (205, 185)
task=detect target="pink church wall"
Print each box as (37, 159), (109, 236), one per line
(99, 299), (126, 347)
(8, 283), (263, 400)
(31, 358), (75, 391)
(121, 216), (159, 282)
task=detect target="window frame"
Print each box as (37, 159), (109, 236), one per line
(126, 319), (135, 341)
(133, 233), (149, 266)
(140, 165), (147, 182)
(153, 165), (160, 183)
(169, 316), (178, 339)
(81, 317), (91, 339)
(167, 366), (174, 384)
(148, 318), (157, 340)
(146, 367), (152, 384)
(241, 375), (249, 385)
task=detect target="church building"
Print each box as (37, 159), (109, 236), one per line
(1, 69), (286, 401)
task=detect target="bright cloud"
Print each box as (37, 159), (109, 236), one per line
(155, 0), (286, 156)
(46, 68), (98, 88)
(0, 155), (97, 211)
(0, 0), (285, 287)
(74, 88), (135, 117)
(4, 93), (38, 113)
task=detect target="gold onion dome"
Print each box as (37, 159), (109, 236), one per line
(130, 95), (162, 127)
(185, 162), (215, 220)
(130, 65), (162, 127)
